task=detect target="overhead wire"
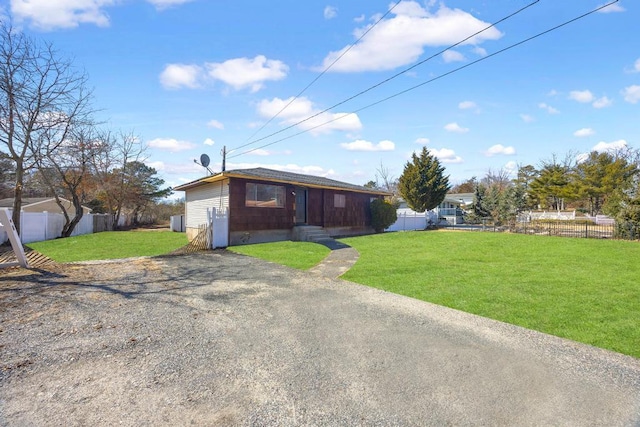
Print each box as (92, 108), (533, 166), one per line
(240, 0), (404, 146)
(228, 0), (540, 155)
(228, 0), (619, 159)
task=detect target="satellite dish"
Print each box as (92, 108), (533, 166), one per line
(200, 154), (210, 168)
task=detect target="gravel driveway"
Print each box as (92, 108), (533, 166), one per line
(1, 251), (639, 426)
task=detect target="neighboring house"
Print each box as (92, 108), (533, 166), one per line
(391, 193), (467, 231)
(449, 192), (474, 208)
(436, 196), (466, 225)
(174, 167), (390, 247)
(0, 197), (92, 216)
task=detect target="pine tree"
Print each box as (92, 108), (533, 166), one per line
(398, 147), (451, 213)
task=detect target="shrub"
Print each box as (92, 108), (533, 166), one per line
(370, 199), (397, 233)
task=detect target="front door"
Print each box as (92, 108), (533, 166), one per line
(295, 188), (307, 225)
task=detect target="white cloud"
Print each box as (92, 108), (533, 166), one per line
(442, 50), (465, 63)
(159, 64), (203, 89)
(473, 46), (487, 56)
(635, 59), (640, 73)
(228, 162), (337, 178)
(206, 119), (224, 129)
(11, 0), (115, 30)
(341, 139), (395, 152)
(206, 55), (288, 92)
(577, 140), (629, 163)
(354, 14), (365, 23)
(622, 85), (640, 104)
(597, 2), (625, 13)
(148, 138), (197, 152)
(458, 101), (476, 110)
(504, 161), (518, 176)
(319, 2), (502, 72)
(324, 5), (337, 19)
(574, 128), (595, 137)
(257, 97), (362, 135)
(247, 149), (272, 156)
(592, 96), (612, 109)
(569, 90), (595, 103)
(203, 138), (215, 146)
(415, 137), (430, 145)
(429, 148), (463, 164)
(520, 114), (535, 123)
(147, 160), (165, 171)
(146, 0), (194, 10)
(538, 103), (559, 114)
(485, 144), (516, 157)
(592, 140), (627, 153)
(444, 122), (469, 133)
(10, 0), (193, 29)
(163, 161), (204, 176)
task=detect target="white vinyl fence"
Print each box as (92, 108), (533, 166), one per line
(0, 211), (112, 244)
(386, 209), (439, 232)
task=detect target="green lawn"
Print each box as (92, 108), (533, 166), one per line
(228, 241), (330, 270)
(339, 231), (640, 359)
(27, 230), (188, 262)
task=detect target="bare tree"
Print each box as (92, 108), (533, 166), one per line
(0, 23), (91, 233)
(34, 123), (102, 237)
(375, 161), (400, 206)
(90, 130), (146, 228)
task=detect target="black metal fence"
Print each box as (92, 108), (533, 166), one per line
(446, 220), (640, 241)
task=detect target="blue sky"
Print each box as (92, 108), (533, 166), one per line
(3, 0), (638, 194)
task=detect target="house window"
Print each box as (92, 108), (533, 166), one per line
(245, 183), (285, 208)
(334, 194), (346, 208)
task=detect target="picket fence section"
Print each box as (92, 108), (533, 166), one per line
(0, 211), (114, 244)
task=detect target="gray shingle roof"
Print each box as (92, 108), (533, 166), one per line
(175, 167), (390, 195)
(0, 197), (51, 208)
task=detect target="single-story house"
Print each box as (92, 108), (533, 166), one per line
(174, 167), (390, 247)
(0, 197), (92, 216)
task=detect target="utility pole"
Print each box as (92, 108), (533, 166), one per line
(221, 145), (226, 172)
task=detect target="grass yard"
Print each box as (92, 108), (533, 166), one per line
(27, 230), (188, 262)
(339, 231), (640, 359)
(229, 241), (330, 270)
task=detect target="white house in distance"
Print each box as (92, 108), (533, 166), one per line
(0, 197), (92, 216)
(388, 193), (471, 231)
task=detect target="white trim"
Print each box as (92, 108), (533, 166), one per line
(0, 209), (29, 268)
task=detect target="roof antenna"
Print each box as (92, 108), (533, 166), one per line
(194, 154), (214, 175)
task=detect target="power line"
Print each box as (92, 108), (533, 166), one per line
(228, 0), (540, 155)
(228, 0), (619, 160)
(239, 0), (403, 147)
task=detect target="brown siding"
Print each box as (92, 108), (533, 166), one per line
(228, 178), (383, 232)
(322, 190), (378, 228)
(228, 178), (295, 232)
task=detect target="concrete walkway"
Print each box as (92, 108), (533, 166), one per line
(309, 238), (360, 278)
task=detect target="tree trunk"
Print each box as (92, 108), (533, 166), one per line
(61, 194), (84, 237)
(11, 163), (24, 234)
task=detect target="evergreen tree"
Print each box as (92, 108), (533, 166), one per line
(398, 147), (450, 213)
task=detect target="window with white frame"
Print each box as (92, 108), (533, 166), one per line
(334, 193), (346, 208)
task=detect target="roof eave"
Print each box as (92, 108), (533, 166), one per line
(175, 171), (390, 196)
